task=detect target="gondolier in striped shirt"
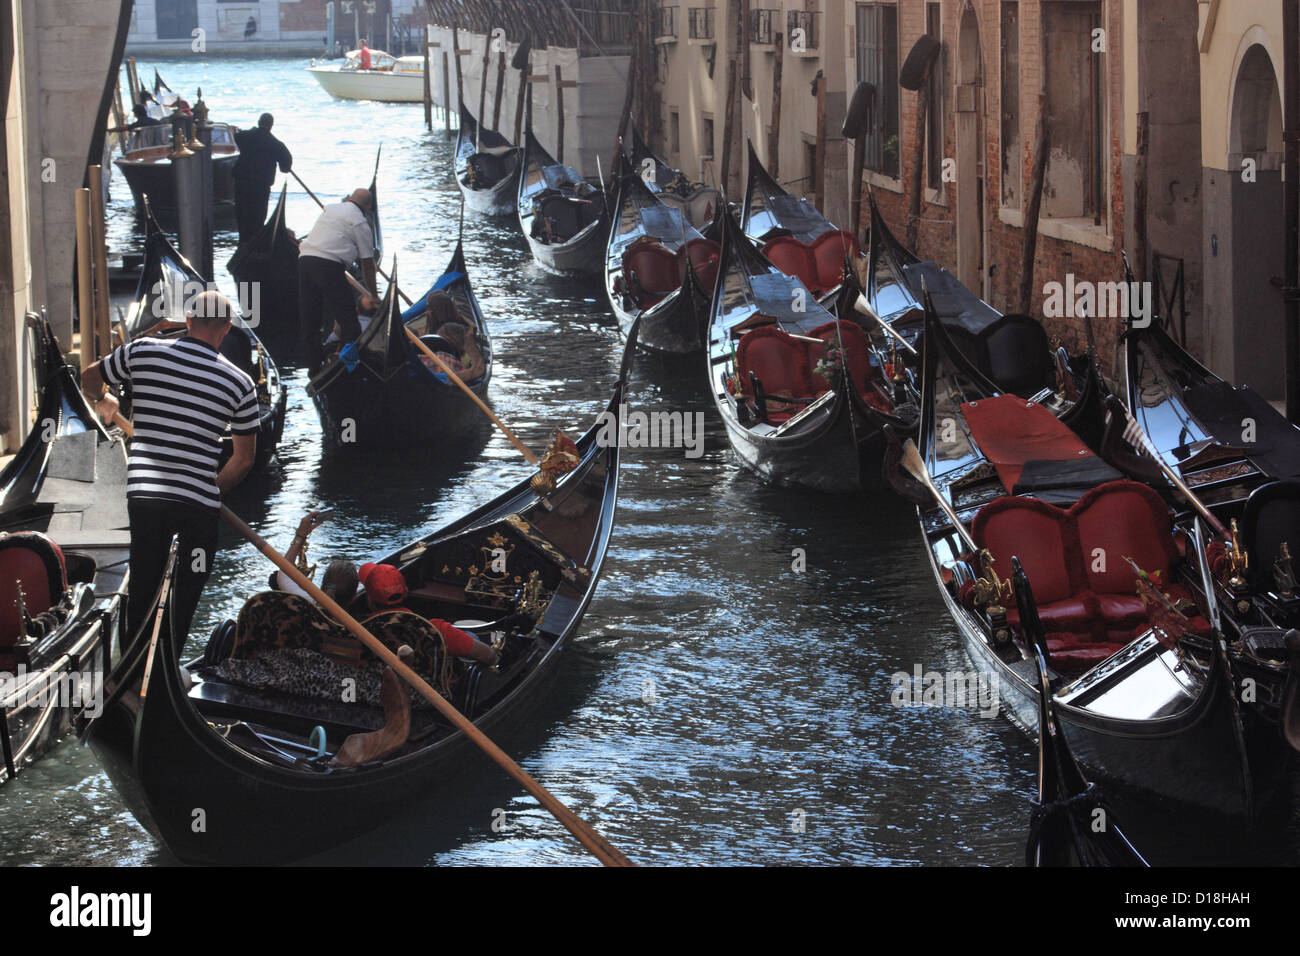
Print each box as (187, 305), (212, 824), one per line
(81, 291), (260, 646)
(297, 186), (378, 370)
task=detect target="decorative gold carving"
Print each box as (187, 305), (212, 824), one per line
(971, 549), (1013, 612)
(1274, 541), (1296, 598)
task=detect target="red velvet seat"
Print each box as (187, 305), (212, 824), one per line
(736, 326), (820, 422)
(809, 230), (860, 293)
(761, 237), (823, 296)
(0, 532), (68, 664)
(623, 242), (680, 308)
(971, 481), (1205, 673)
(806, 320), (875, 401)
(679, 238), (721, 291)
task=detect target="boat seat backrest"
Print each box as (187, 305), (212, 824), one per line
(972, 498), (1078, 605)
(0, 532), (67, 651)
(679, 238), (721, 291)
(623, 242), (680, 296)
(537, 194), (596, 240)
(736, 326), (816, 402)
(1073, 481), (1179, 595)
(1240, 480), (1300, 593)
(471, 151), (514, 184)
(806, 320), (873, 398)
(981, 315), (1053, 399)
(809, 230), (860, 292)
(761, 237), (823, 295)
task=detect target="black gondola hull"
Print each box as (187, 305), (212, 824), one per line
(310, 365), (491, 450)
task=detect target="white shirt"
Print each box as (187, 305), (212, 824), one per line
(299, 200), (375, 266)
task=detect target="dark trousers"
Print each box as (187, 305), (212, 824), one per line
(126, 498), (219, 654)
(234, 179), (271, 243)
(298, 255), (361, 370)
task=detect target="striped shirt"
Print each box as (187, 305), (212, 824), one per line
(101, 336), (259, 510)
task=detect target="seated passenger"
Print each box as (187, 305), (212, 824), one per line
(358, 562), (500, 667)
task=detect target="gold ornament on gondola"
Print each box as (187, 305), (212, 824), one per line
(529, 429), (581, 495)
(971, 549), (1013, 611)
(1274, 541), (1297, 598)
(1224, 518), (1249, 591)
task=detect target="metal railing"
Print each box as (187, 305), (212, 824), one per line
(750, 8), (777, 45)
(656, 5), (678, 38)
(786, 10), (820, 51)
(689, 7), (715, 40)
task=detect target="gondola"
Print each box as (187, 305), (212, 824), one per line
(85, 326), (633, 865)
(1019, 561), (1148, 867)
(605, 154), (721, 355)
(455, 101), (522, 220)
(307, 246), (493, 451)
(626, 127), (723, 239)
(1121, 299), (1300, 745)
(123, 202), (288, 471)
(114, 123), (240, 220)
(517, 125), (610, 278)
(0, 314), (129, 784)
(227, 183), (301, 363)
(865, 193), (1105, 446)
(741, 141), (861, 304)
(706, 208), (914, 492)
(914, 299), (1255, 818)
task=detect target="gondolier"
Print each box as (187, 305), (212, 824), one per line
(232, 113), (293, 242)
(80, 291), (259, 646)
(298, 187), (378, 370)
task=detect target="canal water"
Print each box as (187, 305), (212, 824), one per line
(2, 56), (1297, 866)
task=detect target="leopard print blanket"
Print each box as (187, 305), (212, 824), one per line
(210, 592), (462, 706)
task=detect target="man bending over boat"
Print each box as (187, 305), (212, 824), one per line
(297, 187), (378, 371)
(81, 291), (259, 648)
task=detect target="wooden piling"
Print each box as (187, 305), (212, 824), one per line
(1134, 111), (1150, 285)
(74, 190), (94, 370)
(87, 166), (112, 357)
(513, 48), (529, 144)
(768, 31), (783, 180)
(443, 49), (452, 131)
(906, 70), (933, 251)
(555, 64), (566, 164)
(813, 71), (826, 211)
(423, 26), (433, 131)
(478, 34), (491, 132)
(1018, 92), (1050, 314)
(492, 46), (506, 131)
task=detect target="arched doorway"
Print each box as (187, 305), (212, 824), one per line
(956, 5), (983, 294)
(1224, 43), (1285, 398)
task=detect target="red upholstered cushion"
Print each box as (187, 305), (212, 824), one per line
(806, 320), (873, 398)
(0, 532), (67, 651)
(679, 238), (721, 291)
(1005, 597), (1095, 633)
(736, 325), (819, 414)
(624, 242), (681, 305)
(1045, 635), (1127, 674)
(761, 237), (822, 294)
(972, 496), (1079, 604)
(1072, 480), (1180, 595)
(809, 230), (860, 293)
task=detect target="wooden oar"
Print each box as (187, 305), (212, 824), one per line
(218, 504), (632, 867)
(853, 294), (918, 357)
(899, 438), (978, 552)
(339, 269), (539, 465)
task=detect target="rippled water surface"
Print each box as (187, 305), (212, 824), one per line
(3, 56), (1298, 867)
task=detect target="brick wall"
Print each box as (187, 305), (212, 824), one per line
(869, 0), (1127, 365)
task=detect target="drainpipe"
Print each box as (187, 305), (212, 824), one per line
(1286, 0), (1300, 421)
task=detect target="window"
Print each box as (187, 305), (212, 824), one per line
(750, 9), (777, 45)
(671, 110), (681, 156)
(702, 115), (715, 159)
(689, 7), (715, 40)
(1000, 2), (1020, 208)
(787, 10), (820, 51)
(1043, 1), (1105, 224)
(926, 3), (944, 190)
(856, 3), (900, 178)
(656, 5), (678, 38)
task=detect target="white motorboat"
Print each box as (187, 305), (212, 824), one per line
(307, 49), (425, 103)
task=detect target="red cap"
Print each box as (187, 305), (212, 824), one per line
(359, 562), (408, 607)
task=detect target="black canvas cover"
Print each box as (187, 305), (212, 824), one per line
(902, 262), (1001, 334)
(1182, 382), (1300, 479)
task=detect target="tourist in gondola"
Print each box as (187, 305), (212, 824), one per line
(357, 562), (501, 667)
(232, 112), (294, 242)
(79, 291), (260, 647)
(297, 186), (378, 370)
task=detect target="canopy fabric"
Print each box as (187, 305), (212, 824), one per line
(764, 195), (832, 243)
(962, 394), (1119, 499)
(1181, 381), (1300, 480)
(903, 262), (1001, 334)
(748, 272), (832, 334)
